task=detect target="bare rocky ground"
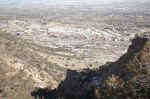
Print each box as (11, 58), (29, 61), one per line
(0, 1), (150, 99)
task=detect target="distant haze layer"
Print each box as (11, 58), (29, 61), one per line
(0, 0), (147, 5)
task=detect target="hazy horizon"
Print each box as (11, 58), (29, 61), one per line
(0, 0), (148, 5)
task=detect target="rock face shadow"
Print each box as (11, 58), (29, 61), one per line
(31, 88), (56, 99)
(31, 64), (113, 99)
